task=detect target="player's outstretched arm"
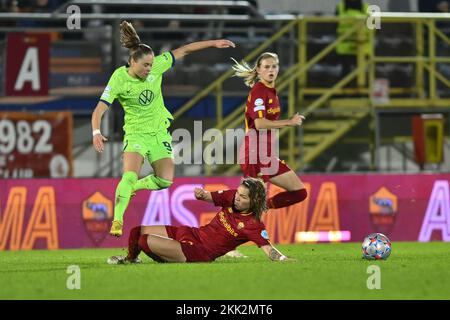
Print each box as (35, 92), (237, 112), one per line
(172, 39), (235, 60)
(261, 245), (296, 262)
(91, 101), (109, 153)
(194, 188), (213, 203)
(254, 113), (305, 130)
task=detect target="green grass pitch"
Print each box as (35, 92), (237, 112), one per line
(1, 242), (449, 300)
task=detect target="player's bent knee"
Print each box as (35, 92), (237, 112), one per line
(121, 171), (138, 185)
(153, 176), (173, 189)
(140, 225), (168, 237)
(298, 188), (307, 201)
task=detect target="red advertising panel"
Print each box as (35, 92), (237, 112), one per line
(0, 112), (73, 178)
(5, 33), (50, 96)
(1, 174), (449, 251)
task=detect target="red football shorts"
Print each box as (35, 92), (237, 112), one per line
(165, 225), (213, 262)
(240, 157), (291, 183)
(239, 135), (291, 182)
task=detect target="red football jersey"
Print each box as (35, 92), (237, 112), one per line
(194, 189), (270, 260)
(244, 81), (281, 131)
(241, 81), (281, 163)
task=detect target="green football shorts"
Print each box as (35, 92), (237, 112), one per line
(123, 130), (173, 164)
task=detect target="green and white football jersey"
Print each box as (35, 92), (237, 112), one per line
(100, 51), (175, 134)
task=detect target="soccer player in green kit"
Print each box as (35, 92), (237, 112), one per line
(91, 21), (235, 237)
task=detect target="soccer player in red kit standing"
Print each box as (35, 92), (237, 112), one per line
(107, 178), (294, 263)
(232, 52), (308, 210)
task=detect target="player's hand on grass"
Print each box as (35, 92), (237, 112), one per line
(93, 133), (108, 153)
(289, 113), (305, 127)
(213, 39), (236, 49)
(194, 188), (208, 200)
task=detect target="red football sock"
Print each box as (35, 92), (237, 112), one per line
(267, 188), (307, 209)
(126, 226), (141, 260)
(138, 234), (165, 263)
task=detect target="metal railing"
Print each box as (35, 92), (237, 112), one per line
(54, 0), (263, 18)
(176, 13), (450, 174)
(0, 9), (294, 177)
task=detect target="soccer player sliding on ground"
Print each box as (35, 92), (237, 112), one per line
(225, 52), (308, 258)
(91, 21), (235, 237)
(107, 178), (295, 263)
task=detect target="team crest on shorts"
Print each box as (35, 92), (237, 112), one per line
(261, 230), (269, 239)
(237, 222), (245, 230)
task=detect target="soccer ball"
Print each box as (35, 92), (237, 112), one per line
(362, 233), (392, 260)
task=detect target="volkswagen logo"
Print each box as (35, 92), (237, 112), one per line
(139, 90), (154, 106)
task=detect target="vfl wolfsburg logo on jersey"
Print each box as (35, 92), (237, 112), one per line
(139, 90), (154, 106)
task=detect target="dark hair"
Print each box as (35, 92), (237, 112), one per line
(120, 21), (154, 63)
(241, 177), (267, 221)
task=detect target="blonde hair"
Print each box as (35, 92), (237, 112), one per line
(120, 21), (153, 63)
(231, 52), (279, 88)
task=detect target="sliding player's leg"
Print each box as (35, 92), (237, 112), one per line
(140, 225), (170, 237)
(108, 225), (170, 264)
(125, 226), (144, 262)
(126, 225), (171, 261)
(139, 234), (187, 263)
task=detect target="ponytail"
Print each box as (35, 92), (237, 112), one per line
(231, 52), (279, 88)
(231, 58), (258, 88)
(120, 21), (154, 62)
